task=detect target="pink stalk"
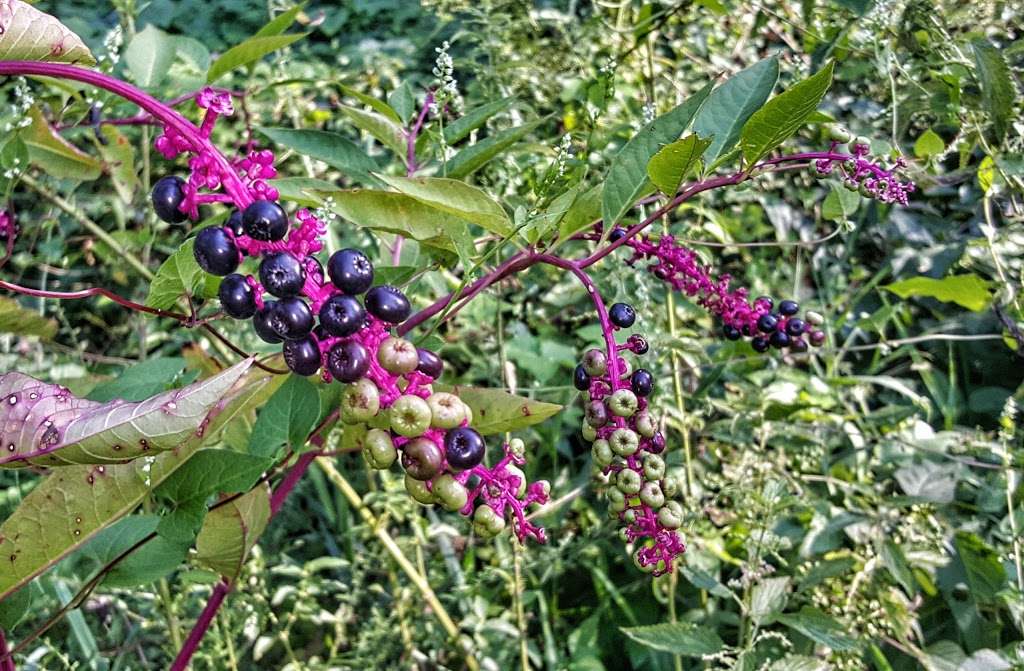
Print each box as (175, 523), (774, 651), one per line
(0, 627), (14, 671)
(168, 579), (230, 671)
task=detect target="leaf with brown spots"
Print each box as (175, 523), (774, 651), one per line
(0, 0), (95, 65)
(194, 483), (271, 580)
(0, 358), (253, 469)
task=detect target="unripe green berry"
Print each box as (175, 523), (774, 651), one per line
(581, 422), (598, 441)
(405, 474), (436, 505)
(508, 438), (526, 459)
(634, 411), (657, 438)
(616, 468), (642, 495)
(432, 473), (468, 512)
(473, 504), (505, 538)
(582, 349), (607, 376)
(829, 126), (852, 143)
(426, 392), (466, 429)
(609, 428), (639, 456)
(607, 488), (626, 512)
(658, 500), (683, 529)
(389, 394), (432, 437)
(607, 389), (638, 417)
(591, 439), (614, 467)
(618, 528), (630, 542)
(639, 481), (665, 509)
(642, 453), (665, 481)
(340, 378), (381, 424)
(805, 310), (825, 326)
(633, 550), (655, 573)
(377, 336), (419, 375)
(622, 508), (637, 524)
(364, 428), (397, 469)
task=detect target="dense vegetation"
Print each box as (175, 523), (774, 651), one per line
(0, 1), (1021, 669)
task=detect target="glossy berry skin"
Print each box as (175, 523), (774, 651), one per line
(757, 313), (779, 333)
(770, 331), (791, 349)
(609, 303), (636, 328)
(283, 335), (321, 376)
(327, 248), (374, 295)
(258, 297), (314, 341)
(225, 210), (244, 236)
(259, 252), (306, 298)
(628, 334), (649, 354)
(318, 294), (365, 337)
(241, 200), (289, 241)
(194, 227), (239, 276)
(365, 285), (411, 324)
(755, 295), (774, 310)
(573, 364), (591, 391)
(609, 227), (626, 242)
(151, 176), (188, 223)
(786, 318), (806, 337)
(790, 337), (808, 353)
(416, 348), (444, 379)
(723, 324), (741, 341)
(444, 426), (486, 470)
(778, 299), (799, 316)
(751, 336), (770, 353)
(630, 369), (654, 397)
(253, 304), (283, 344)
(218, 274), (257, 319)
(327, 340), (371, 383)
(809, 330), (826, 347)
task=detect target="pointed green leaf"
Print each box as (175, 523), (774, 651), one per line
(257, 126), (377, 179)
(646, 134), (713, 196)
(268, 176), (337, 206)
(446, 120), (542, 179)
(339, 85), (402, 124)
(19, 106), (101, 181)
(194, 484), (271, 580)
(444, 97), (516, 145)
(254, 2), (306, 38)
(914, 128), (945, 158)
(0, 0), (95, 64)
(97, 126), (139, 203)
(971, 38), (1017, 142)
(558, 184), (602, 240)
(751, 576), (791, 625)
(777, 608), (859, 650)
(693, 56), (779, 162)
(822, 182), (861, 221)
(602, 81), (714, 227)
(739, 61), (835, 165)
(124, 24), (176, 88)
(145, 239), (205, 310)
(0, 296), (56, 339)
(338, 104), (407, 160)
(375, 175), (512, 236)
(318, 189), (468, 251)
(434, 385), (562, 435)
(620, 622), (725, 656)
(883, 274), (993, 312)
(207, 33), (308, 83)
(388, 82), (416, 124)
(86, 357), (187, 403)
(248, 374), (319, 458)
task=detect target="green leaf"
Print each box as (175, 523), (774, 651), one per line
(124, 24), (177, 88)
(434, 385), (562, 435)
(558, 184), (602, 240)
(145, 239), (204, 310)
(954, 532), (1007, 604)
(0, 295), (56, 339)
(882, 540), (917, 595)
(602, 81), (714, 227)
(339, 85), (402, 124)
(777, 607), (859, 650)
(620, 622), (725, 656)
(0, 582), (32, 629)
(769, 656), (829, 671)
(375, 175), (513, 237)
(0, 358), (252, 469)
(739, 61), (835, 165)
(195, 484), (271, 580)
(0, 0), (95, 64)
(97, 126), (139, 203)
(319, 189), (469, 251)
(751, 576), (790, 625)
(80, 516), (189, 588)
(207, 33), (308, 83)
(913, 128), (945, 159)
(694, 56), (779, 163)
(338, 104), (407, 160)
(971, 38), (1017, 142)
(87, 357), (186, 403)
(248, 374), (320, 458)
(446, 120), (542, 179)
(646, 134), (713, 196)
(444, 97), (516, 145)
(19, 106), (101, 181)
(254, 2), (306, 38)
(0, 361), (271, 600)
(822, 182), (861, 221)
(257, 126), (377, 179)
(388, 82), (416, 124)
(883, 274), (993, 312)
(268, 176), (337, 206)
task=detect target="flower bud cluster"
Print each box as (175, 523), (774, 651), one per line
(814, 137), (915, 205)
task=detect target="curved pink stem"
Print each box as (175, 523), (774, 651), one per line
(168, 580), (230, 671)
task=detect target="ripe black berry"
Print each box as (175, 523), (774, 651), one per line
(365, 285), (411, 324)
(416, 348), (444, 379)
(283, 335), (321, 376)
(444, 426), (486, 470)
(722, 324), (741, 341)
(630, 369), (654, 397)
(628, 334), (649, 354)
(751, 336), (770, 353)
(755, 295), (774, 310)
(609, 227), (626, 242)
(790, 337), (808, 353)
(609, 303), (636, 328)
(259, 252), (306, 298)
(573, 364), (591, 391)
(151, 176), (188, 223)
(757, 313), (778, 333)
(785, 318), (806, 337)
(242, 200), (289, 241)
(225, 209), (244, 236)
(318, 294), (365, 337)
(218, 273), (257, 319)
(257, 298), (313, 342)
(778, 299), (799, 316)
(193, 227), (239, 276)
(253, 304), (283, 344)
(327, 340), (370, 383)
(770, 331), (790, 349)
(328, 248), (374, 295)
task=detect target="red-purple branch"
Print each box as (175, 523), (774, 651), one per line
(168, 579), (230, 671)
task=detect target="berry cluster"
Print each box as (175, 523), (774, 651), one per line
(573, 303), (684, 575)
(814, 133), (915, 206)
(620, 232), (827, 355)
(148, 88), (549, 543)
(0, 210), (16, 249)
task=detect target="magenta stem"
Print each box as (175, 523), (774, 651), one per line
(270, 451), (318, 514)
(0, 627), (14, 671)
(169, 579), (230, 671)
(0, 62), (252, 209)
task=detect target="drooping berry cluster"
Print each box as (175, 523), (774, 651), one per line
(618, 231), (827, 355)
(148, 88), (549, 543)
(0, 209), (17, 247)
(573, 304), (684, 575)
(814, 134), (915, 205)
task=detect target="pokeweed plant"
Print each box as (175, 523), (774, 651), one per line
(0, 1), (960, 668)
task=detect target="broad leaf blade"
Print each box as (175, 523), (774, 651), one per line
(646, 134), (712, 196)
(883, 274), (993, 312)
(601, 81), (714, 227)
(558, 184), (602, 240)
(739, 61), (835, 166)
(97, 126), (139, 203)
(254, 2), (306, 38)
(195, 484), (271, 580)
(248, 374), (319, 458)
(693, 56), (779, 163)
(145, 239), (205, 310)
(0, 296), (56, 339)
(446, 120), (541, 179)
(776, 608), (859, 650)
(620, 622), (725, 656)
(257, 126), (378, 179)
(435, 385), (562, 435)
(319, 189), (469, 251)
(124, 24), (176, 88)
(444, 97), (516, 145)
(20, 106), (101, 181)
(339, 85), (403, 124)
(0, 1), (95, 64)
(971, 38), (1017, 142)
(338, 104), (407, 161)
(208, 33), (308, 83)
(375, 175), (512, 237)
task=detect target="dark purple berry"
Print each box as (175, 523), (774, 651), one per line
(790, 337), (808, 353)
(253, 304), (283, 344)
(242, 200), (289, 241)
(653, 266), (670, 280)
(809, 330), (826, 347)
(573, 364), (591, 391)
(609, 303), (636, 328)
(770, 331), (790, 349)
(609, 227), (626, 242)
(630, 369), (653, 397)
(218, 273), (257, 319)
(741, 324), (753, 337)
(327, 340), (370, 382)
(628, 334), (649, 354)
(225, 210), (244, 236)
(259, 252), (306, 298)
(283, 335), (321, 376)
(722, 324), (741, 341)
(751, 336), (770, 353)
(778, 299), (799, 316)
(416, 348), (444, 379)
(755, 295), (774, 310)
(259, 297), (314, 341)
(402, 438), (443, 480)
(318, 294), (366, 337)
(151, 176), (188, 223)
(649, 432), (666, 454)
(757, 313), (778, 333)
(785, 318), (806, 337)
(365, 285), (411, 324)
(193, 227), (239, 276)
(327, 248), (374, 295)
(444, 426), (486, 470)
